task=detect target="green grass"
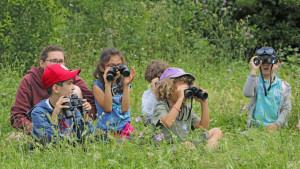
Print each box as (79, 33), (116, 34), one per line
(0, 58), (299, 168)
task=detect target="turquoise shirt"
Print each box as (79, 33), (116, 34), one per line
(253, 75), (282, 127)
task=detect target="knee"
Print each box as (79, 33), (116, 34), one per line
(73, 85), (83, 98)
(211, 128), (223, 139)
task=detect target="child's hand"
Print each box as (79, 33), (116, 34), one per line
(53, 96), (70, 116)
(150, 77), (159, 93)
(176, 84), (189, 100)
(250, 56), (261, 75)
(194, 86), (208, 104)
(82, 99), (91, 112)
(123, 67), (136, 86)
(103, 66), (113, 85)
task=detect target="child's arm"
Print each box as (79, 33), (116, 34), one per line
(276, 86), (291, 128)
(194, 100), (209, 130)
(93, 67), (113, 112)
(243, 56), (261, 97)
(122, 67), (136, 113)
(160, 84), (187, 128)
(142, 89), (157, 117)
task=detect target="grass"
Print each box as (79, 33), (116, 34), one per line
(0, 56), (299, 168)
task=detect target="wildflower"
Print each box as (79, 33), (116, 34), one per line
(221, 8), (226, 11)
(241, 105), (247, 112)
(225, 78), (229, 80)
(223, 0), (227, 5)
(226, 68), (231, 72)
(249, 35), (254, 38)
(138, 132), (143, 138)
(202, 10), (207, 14)
(295, 47), (299, 52)
(279, 49), (282, 52)
(244, 48), (248, 51)
(195, 0), (199, 2)
(243, 26), (247, 30)
(2, 93), (7, 96)
(135, 116), (142, 122)
(205, 5), (208, 7)
(281, 54), (284, 57)
(244, 32), (249, 36)
(225, 27), (228, 30)
(155, 133), (164, 141)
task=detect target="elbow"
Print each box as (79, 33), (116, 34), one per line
(103, 107), (112, 113)
(122, 108), (129, 113)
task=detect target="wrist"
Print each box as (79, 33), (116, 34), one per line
(250, 69), (257, 75)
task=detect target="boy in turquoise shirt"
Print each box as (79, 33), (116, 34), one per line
(243, 47), (291, 130)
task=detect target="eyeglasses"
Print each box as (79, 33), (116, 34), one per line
(105, 63), (122, 68)
(256, 48), (277, 56)
(44, 59), (65, 64)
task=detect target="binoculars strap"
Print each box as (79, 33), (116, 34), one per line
(259, 67), (268, 96)
(267, 64), (274, 91)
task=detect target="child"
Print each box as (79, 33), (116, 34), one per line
(142, 60), (169, 124)
(243, 47), (291, 130)
(151, 67), (222, 148)
(27, 64), (94, 144)
(93, 48), (136, 139)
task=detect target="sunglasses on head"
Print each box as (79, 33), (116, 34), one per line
(256, 48), (277, 56)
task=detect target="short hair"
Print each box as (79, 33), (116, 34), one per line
(144, 60), (169, 83)
(40, 45), (65, 61)
(46, 81), (64, 96)
(155, 75), (194, 101)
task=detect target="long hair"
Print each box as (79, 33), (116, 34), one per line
(155, 75), (194, 101)
(93, 48), (126, 93)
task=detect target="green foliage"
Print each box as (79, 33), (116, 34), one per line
(0, 0), (66, 71)
(234, 0), (300, 50)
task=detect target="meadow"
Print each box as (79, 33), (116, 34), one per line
(0, 0), (299, 168)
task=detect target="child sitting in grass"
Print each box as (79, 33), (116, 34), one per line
(27, 64), (94, 144)
(243, 47), (291, 130)
(142, 60), (169, 125)
(151, 67), (222, 148)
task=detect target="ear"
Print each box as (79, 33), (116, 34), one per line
(99, 65), (105, 72)
(52, 84), (61, 94)
(40, 60), (44, 67)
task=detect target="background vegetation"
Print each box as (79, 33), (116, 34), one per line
(0, 0), (299, 168)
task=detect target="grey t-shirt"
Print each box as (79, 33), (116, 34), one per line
(151, 101), (200, 144)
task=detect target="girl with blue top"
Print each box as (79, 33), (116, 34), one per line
(92, 48), (136, 139)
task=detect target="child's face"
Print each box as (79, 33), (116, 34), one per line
(260, 62), (279, 77)
(101, 55), (123, 70)
(58, 79), (75, 97)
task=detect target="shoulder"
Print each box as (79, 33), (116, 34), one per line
(93, 80), (104, 89)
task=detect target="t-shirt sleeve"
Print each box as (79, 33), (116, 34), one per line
(151, 101), (169, 126)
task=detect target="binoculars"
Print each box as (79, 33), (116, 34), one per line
(253, 55), (278, 66)
(106, 65), (130, 82)
(63, 94), (87, 119)
(184, 86), (208, 100)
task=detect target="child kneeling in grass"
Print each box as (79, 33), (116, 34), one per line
(151, 67), (222, 148)
(27, 64), (94, 145)
(243, 47), (291, 130)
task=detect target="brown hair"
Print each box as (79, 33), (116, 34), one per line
(93, 48), (127, 93)
(39, 45), (65, 61)
(144, 60), (169, 83)
(155, 75), (194, 101)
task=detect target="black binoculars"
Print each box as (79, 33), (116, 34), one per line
(62, 94), (87, 119)
(253, 55), (278, 66)
(106, 65), (130, 82)
(184, 86), (208, 100)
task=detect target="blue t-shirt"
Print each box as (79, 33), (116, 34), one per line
(93, 80), (131, 132)
(253, 75), (282, 127)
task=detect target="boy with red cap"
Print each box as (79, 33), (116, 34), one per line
(27, 64), (94, 144)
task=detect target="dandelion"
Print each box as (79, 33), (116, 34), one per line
(295, 47), (299, 52)
(2, 93), (7, 96)
(243, 26), (247, 30)
(226, 68), (231, 72)
(138, 132), (143, 138)
(135, 116), (142, 122)
(221, 8), (226, 11)
(155, 133), (164, 141)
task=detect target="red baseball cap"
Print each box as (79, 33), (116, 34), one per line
(41, 64), (81, 89)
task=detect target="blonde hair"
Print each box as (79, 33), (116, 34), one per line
(155, 75), (194, 101)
